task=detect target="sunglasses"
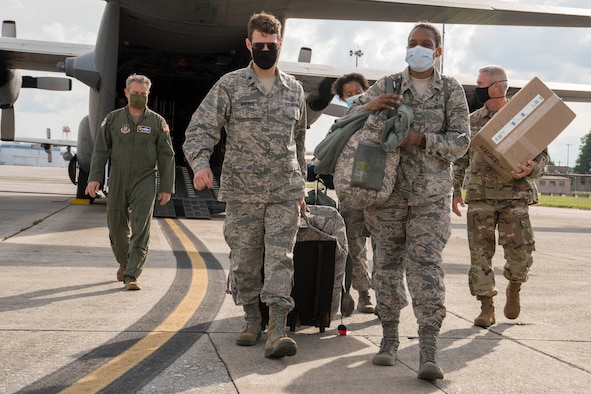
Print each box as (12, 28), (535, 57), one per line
(251, 42), (279, 51)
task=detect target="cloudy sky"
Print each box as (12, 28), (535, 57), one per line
(3, 0), (591, 167)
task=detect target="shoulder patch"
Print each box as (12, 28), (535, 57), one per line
(121, 124), (131, 134)
(162, 122), (170, 132)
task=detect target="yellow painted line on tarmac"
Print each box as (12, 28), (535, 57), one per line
(60, 219), (207, 394)
(71, 198), (91, 205)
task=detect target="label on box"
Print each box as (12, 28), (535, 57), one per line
(491, 94), (544, 144)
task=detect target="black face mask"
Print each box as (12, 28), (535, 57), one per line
(474, 84), (492, 104)
(475, 80), (507, 104)
(252, 48), (278, 70)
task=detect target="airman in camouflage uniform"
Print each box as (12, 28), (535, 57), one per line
(353, 23), (470, 380)
(452, 65), (549, 329)
(182, 12), (306, 359)
(85, 74), (175, 291)
(340, 206), (374, 312)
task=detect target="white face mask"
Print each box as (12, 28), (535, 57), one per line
(405, 45), (435, 72)
(345, 93), (362, 107)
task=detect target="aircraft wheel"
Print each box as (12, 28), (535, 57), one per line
(68, 154), (78, 185)
(75, 166), (94, 203)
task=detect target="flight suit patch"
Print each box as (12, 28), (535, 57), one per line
(121, 124), (131, 134)
(137, 125), (152, 133)
(162, 122), (170, 132)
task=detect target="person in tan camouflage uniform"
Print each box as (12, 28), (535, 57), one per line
(352, 22), (470, 380)
(182, 12), (307, 359)
(452, 65), (549, 329)
(331, 73), (375, 315)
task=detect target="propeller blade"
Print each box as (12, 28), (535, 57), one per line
(1, 105), (16, 141)
(2, 21), (16, 38)
(22, 76), (72, 91)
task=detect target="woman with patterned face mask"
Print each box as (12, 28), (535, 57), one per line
(348, 22), (471, 381)
(329, 73), (377, 316)
(332, 72), (369, 108)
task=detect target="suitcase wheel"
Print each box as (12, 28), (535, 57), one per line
(287, 312), (298, 332)
(318, 311), (330, 333)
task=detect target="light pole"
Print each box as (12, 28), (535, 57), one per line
(566, 143), (572, 169)
(349, 49), (364, 67)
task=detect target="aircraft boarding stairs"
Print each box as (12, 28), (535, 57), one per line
(153, 166), (225, 219)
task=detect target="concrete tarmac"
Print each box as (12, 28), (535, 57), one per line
(1, 165), (590, 393)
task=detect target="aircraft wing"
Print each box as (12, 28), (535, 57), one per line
(8, 137), (76, 147)
(456, 74), (591, 104)
(280, 61), (591, 123)
(284, 0), (591, 27)
(116, 0), (591, 28)
(0, 37), (93, 72)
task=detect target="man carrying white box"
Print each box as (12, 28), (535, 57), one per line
(451, 65), (550, 328)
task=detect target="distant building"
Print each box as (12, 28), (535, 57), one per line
(570, 174), (591, 193)
(536, 173), (591, 194)
(0, 143), (73, 168)
(536, 175), (570, 195)
(545, 165), (569, 175)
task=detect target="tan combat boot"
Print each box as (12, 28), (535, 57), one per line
(474, 296), (495, 328)
(357, 290), (375, 314)
(372, 321), (399, 366)
(504, 282), (521, 319)
(264, 305), (297, 358)
(117, 267), (124, 282)
(417, 327), (444, 380)
(235, 303), (262, 346)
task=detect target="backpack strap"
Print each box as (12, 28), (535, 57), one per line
(441, 75), (451, 132)
(383, 74), (403, 118)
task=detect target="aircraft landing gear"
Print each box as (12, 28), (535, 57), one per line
(69, 154), (95, 203)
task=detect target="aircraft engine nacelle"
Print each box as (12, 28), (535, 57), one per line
(64, 51), (100, 90)
(0, 64), (21, 141)
(0, 65), (72, 142)
(305, 77), (339, 126)
(0, 67), (21, 106)
(1, 20), (73, 142)
(306, 94), (331, 125)
(43, 143), (53, 163)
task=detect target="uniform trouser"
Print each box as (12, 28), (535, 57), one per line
(224, 200), (300, 310)
(107, 172), (157, 279)
(467, 199), (534, 298)
(365, 195), (450, 330)
(340, 204), (372, 292)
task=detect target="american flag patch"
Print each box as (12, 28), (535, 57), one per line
(162, 122), (170, 132)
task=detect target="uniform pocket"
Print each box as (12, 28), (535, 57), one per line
(284, 106), (301, 121)
(233, 105), (264, 119)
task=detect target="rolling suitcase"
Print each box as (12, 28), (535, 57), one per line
(286, 204), (348, 332)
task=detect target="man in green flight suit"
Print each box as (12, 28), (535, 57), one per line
(85, 73), (175, 291)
